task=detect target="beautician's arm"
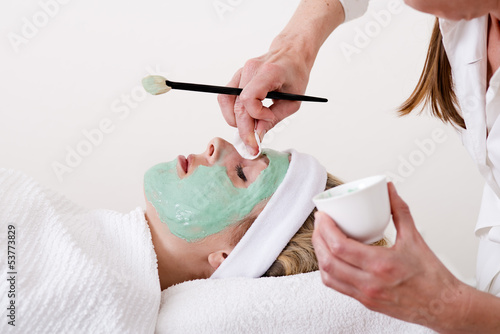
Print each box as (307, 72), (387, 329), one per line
(218, 0), (345, 154)
(312, 182), (500, 334)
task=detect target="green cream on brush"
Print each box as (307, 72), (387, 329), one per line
(144, 149), (290, 242)
(142, 75), (171, 95)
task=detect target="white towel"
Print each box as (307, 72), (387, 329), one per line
(211, 149), (327, 278)
(156, 271), (435, 334)
(0, 169), (161, 334)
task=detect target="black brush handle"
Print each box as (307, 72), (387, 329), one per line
(165, 80), (328, 103)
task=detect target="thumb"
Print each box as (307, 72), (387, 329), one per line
(234, 97), (259, 152)
(387, 182), (417, 243)
(255, 119), (274, 143)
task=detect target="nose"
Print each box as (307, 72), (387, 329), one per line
(205, 137), (224, 164)
(205, 137), (237, 165)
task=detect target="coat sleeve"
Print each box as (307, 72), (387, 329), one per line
(338, 0), (370, 22)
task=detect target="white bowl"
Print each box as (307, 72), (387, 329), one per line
(313, 175), (390, 244)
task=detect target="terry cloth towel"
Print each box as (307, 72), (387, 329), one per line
(156, 271), (436, 334)
(0, 169), (161, 334)
(211, 149), (326, 278)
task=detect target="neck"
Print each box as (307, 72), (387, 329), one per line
(488, 13), (500, 84)
(144, 211), (197, 290)
(487, 0), (500, 18)
(491, 0), (500, 19)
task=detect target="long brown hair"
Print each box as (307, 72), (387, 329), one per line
(398, 18), (465, 129)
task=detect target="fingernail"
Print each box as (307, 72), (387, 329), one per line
(246, 145), (257, 155)
(257, 130), (266, 142)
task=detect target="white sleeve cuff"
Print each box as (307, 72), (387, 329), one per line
(338, 0), (370, 22)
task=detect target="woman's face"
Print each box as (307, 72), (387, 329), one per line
(404, 0), (498, 20)
(175, 137), (270, 188)
(144, 137), (290, 242)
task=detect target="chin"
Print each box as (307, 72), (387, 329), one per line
(403, 0), (485, 21)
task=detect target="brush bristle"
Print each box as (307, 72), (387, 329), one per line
(142, 75), (171, 95)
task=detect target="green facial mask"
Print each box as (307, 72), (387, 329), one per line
(144, 149), (290, 242)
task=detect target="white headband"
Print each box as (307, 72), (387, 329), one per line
(211, 149), (327, 279)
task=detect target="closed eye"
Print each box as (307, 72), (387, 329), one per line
(235, 164), (247, 182)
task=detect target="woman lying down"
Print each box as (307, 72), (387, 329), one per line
(0, 137), (385, 333)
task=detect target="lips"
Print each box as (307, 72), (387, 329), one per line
(178, 155), (188, 174)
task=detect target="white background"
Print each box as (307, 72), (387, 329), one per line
(0, 0), (485, 283)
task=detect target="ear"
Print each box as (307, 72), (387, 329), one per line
(208, 250), (229, 271)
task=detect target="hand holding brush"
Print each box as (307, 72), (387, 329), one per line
(142, 75), (328, 103)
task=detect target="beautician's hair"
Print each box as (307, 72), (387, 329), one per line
(398, 18), (466, 129)
(229, 173), (387, 278)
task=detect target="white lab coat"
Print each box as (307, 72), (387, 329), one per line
(339, 0), (500, 296)
(441, 17), (500, 296)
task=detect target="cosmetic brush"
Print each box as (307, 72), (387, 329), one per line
(142, 75), (328, 103)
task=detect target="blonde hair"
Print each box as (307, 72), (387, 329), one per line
(230, 173), (387, 278)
